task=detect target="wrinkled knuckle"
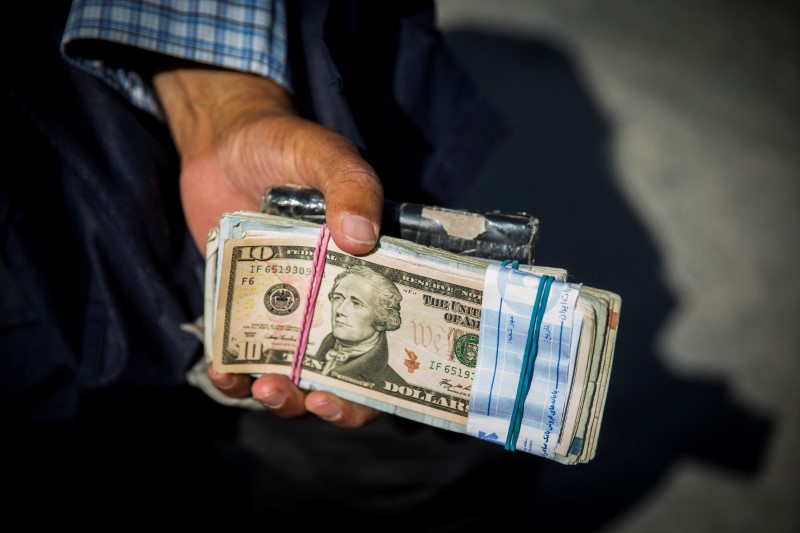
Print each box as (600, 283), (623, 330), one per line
(334, 167), (381, 190)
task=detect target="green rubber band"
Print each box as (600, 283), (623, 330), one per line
(505, 275), (554, 451)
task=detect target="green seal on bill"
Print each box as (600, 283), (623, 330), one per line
(454, 332), (479, 368)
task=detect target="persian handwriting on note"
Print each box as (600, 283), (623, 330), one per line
(205, 212), (621, 464)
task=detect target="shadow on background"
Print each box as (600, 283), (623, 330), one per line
(445, 28), (774, 530)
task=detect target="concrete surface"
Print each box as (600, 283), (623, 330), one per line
(436, 1), (800, 531)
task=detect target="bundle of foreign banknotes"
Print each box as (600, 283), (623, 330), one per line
(203, 209), (621, 465)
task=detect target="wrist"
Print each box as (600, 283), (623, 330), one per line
(153, 67), (296, 160)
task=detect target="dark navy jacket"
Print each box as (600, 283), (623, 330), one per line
(1, 1), (506, 426)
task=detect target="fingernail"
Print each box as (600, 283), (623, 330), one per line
(213, 373), (235, 390)
(254, 387), (285, 409)
(308, 398), (342, 421)
(341, 215), (377, 246)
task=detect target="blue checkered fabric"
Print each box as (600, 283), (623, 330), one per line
(61, 0), (290, 116)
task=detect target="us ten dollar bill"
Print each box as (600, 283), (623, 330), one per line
(208, 213), (621, 463)
(214, 234), (504, 430)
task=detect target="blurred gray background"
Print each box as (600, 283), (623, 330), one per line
(436, 0), (799, 531)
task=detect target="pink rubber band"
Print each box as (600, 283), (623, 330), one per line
(289, 223), (331, 384)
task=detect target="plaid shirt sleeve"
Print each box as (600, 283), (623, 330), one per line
(61, 0), (290, 117)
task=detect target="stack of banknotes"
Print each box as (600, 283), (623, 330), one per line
(204, 211), (621, 465)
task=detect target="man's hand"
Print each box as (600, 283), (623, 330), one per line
(154, 67), (382, 428)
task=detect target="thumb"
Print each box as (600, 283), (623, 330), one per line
(305, 136), (384, 256)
